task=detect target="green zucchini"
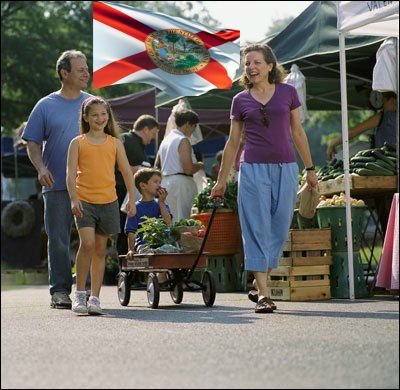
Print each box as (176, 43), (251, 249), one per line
(372, 150), (395, 166)
(350, 156), (376, 163)
(365, 162), (395, 175)
(373, 159), (395, 171)
(355, 168), (381, 176)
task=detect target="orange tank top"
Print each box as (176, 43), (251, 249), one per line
(76, 134), (118, 204)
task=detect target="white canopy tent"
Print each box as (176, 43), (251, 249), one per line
(337, 1), (399, 299)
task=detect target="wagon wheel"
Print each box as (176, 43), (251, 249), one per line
(117, 272), (131, 306)
(147, 273), (160, 309)
(166, 271), (183, 304)
(202, 270), (216, 307)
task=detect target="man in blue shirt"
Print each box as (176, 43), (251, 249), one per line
(22, 50), (91, 309)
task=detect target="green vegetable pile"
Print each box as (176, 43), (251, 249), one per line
(193, 180), (238, 213)
(350, 142), (397, 176)
(316, 159), (344, 181)
(317, 142), (397, 180)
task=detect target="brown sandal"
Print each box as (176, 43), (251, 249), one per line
(248, 291), (277, 310)
(255, 297), (274, 313)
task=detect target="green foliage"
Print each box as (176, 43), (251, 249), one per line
(1, 1), (218, 133)
(136, 216), (172, 248)
(300, 110), (375, 166)
(193, 180), (238, 213)
(172, 218), (202, 228)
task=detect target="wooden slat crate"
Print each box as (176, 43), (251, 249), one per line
(268, 229), (332, 301)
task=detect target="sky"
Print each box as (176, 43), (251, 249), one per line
(202, 1), (314, 43)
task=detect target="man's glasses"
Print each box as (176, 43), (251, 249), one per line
(260, 105), (270, 127)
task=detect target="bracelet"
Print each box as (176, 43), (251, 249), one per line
(305, 165), (315, 171)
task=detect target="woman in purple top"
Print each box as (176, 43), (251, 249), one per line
(211, 44), (318, 313)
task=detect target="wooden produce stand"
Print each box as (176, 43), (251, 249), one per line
(318, 175), (397, 198)
(318, 174), (398, 290)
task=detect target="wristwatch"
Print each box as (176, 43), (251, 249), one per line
(305, 165), (315, 171)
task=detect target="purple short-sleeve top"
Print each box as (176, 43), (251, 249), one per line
(230, 83), (301, 164)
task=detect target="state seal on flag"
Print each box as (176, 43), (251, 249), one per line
(145, 29), (210, 75)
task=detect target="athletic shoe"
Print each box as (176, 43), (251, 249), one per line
(87, 296), (102, 315)
(72, 291), (88, 314)
(50, 292), (72, 309)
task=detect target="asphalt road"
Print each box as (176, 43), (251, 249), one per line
(1, 286), (399, 389)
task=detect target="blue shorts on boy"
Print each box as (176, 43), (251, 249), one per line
(125, 200), (172, 250)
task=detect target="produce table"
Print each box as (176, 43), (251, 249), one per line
(318, 175), (398, 292)
(318, 175), (397, 198)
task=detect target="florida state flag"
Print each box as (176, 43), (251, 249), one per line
(93, 2), (240, 96)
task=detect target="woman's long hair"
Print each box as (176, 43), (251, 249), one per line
(80, 96), (120, 138)
(239, 44), (287, 89)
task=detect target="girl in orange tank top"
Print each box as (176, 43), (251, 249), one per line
(66, 96), (136, 315)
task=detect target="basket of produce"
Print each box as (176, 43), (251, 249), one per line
(172, 219), (203, 236)
(179, 231), (205, 252)
(316, 194), (366, 251)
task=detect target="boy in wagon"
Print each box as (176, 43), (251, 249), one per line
(125, 168), (172, 258)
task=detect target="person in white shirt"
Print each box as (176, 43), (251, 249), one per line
(156, 110), (204, 222)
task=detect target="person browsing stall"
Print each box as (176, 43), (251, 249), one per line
(66, 97), (136, 315)
(156, 109), (204, 222)
(327, 91), (397, 159)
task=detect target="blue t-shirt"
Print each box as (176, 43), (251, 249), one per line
(125, 199), (172, 250)
(22, 91), (91, 193)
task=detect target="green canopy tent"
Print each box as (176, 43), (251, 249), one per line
(156, 1), (386, 111)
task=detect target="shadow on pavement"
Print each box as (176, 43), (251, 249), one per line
(275, 309), (399, 320)
(102, 304), (261, 324)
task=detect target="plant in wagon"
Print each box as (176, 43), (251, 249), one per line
(136, 217), (174, 248)
(193, 180), (238, 213)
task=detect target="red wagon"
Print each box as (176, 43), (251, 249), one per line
(117, 203), (220, 309)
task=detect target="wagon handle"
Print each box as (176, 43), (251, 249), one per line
(187, 199), (221, 279)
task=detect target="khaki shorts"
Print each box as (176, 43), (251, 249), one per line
(74, 200), (120, 235)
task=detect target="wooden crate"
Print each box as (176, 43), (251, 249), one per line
(268, 285), (331, 301)
(268, 229), (332, 301)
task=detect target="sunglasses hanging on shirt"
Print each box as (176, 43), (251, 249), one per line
(259, 105), (270, 128)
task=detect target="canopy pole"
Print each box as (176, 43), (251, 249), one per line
(397, 37), (399, 189)
(339, 32), (355, 300)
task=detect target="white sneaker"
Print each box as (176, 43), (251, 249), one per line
(72, 291), (87, 314)
(87, 296), (102, 315)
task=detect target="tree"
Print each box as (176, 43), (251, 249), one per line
(1, 1), (218, 134)
(265, 16), (294, 38)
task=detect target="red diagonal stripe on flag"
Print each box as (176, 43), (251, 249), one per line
(93, 1), (155, 42)
(196, 59), (233, 89)
(93, 51), (156, 89)
(197, 30), (240, 49)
